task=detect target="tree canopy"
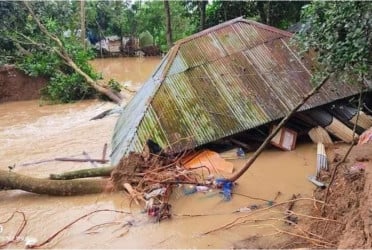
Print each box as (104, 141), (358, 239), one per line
(296, 1), (371, 82)
(1, 0), (369, 103)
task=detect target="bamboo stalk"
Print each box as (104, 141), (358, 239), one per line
(308, 126), (333, 145)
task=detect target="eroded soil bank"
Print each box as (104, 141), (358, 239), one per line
(0, 65), (47, 103)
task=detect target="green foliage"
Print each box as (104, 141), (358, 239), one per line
(0, 0), (323, 104)
(43, 72), (95, 103)
(205, 1), (258, 27)
(133, 0), (196, 52)
(295, 1), (371, 81)
(0, 1), (100, 103)
(256, 1), (307, 29)
(204, 1), (306, 30)
(139, 30), (154, 48)
(107, 79), (122, 93)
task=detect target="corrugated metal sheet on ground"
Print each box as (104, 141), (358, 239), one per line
(111, 17), (362, 165)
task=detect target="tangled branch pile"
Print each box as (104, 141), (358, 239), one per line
(110, 147), (211, 222)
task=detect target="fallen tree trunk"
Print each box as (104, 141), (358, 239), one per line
(23, 1), (123, 104)
(50, 166), (114, 180)
(0, 169), (110, 196)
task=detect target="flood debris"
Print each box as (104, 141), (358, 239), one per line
(308, 126), (333, 145)
(316, 143), (328, 176)
(24, 209), (130, 249)
(307, 175), (327, 188)
(109, 144), (227, 222)
(0, 211), (27, 249)
(284, 194), (299, 225)
(358, 126), (372, 145)
(270, 125), (297, 151)
(307, 142), (328, 188)
(182, 150), (234, 174)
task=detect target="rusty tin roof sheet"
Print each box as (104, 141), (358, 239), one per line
(111, 17), (360, 165)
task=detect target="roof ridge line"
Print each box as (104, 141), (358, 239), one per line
(174, 17), (292, 47)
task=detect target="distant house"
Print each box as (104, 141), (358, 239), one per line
(94, 34), (160, 56)
(111, 17), (362, 165)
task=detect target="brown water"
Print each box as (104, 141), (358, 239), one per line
(0, 57), (317, 248)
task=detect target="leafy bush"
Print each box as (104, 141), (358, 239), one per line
(17, 35), (100, 103)
(42, 72), (95, 103)
(295, 1), (371, 81)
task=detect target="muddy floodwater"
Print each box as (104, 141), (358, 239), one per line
(0, 57), (317, 248)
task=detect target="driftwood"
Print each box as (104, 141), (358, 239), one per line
(0, 169), (110, 196)
(55, 157), (108, 163)
(50, 166), (114, 180)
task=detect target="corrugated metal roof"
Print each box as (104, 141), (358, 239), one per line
(111, 17), (361, 165)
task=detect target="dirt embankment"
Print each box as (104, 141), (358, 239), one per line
(234, 142), (372, 249)
(0, 65), (47, 103)
(307, 143), (372, 248)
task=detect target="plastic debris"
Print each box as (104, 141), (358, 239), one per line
(145, 198), (154, 210)
(147, 206), (160, 217)
(237, 207), (251, 213)
(358, 127), (372, 145)
(236, 148), (245, 157)
(196, 186), (209, 192)
(350, 162), (366, 173)
(215, 178), (234, 201)
(24, 236), (38, 248)
(144, 187), (167, 200)
(183, 185), (197, 195)
(267, 200), (274, 206)
(308, 175), (326, 188)
(182, 150), (234, 173)
(316, 142), (328, 176)
(235, 204), (260, 213)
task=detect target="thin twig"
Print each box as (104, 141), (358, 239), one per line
(0, 211), (27, 248)
(202, 197), (324, 235)
(84, 221), (121, 234)
(27, 209), (130, 249)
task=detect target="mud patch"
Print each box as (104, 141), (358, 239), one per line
(0, 65), (47, 103)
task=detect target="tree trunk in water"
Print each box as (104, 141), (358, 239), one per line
(228, 75), (330, 182)
(23, 1), (122, 104)
(0, 169), (111, 196)
(163, 0), (173, 49)
(50, 166), (114, 180)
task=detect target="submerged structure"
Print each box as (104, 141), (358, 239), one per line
(111, 17), (363, 165)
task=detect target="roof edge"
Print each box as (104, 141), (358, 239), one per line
(160, 17), (293, 80)
(241, 19), (293, 37)
(175, 17), (292, 47)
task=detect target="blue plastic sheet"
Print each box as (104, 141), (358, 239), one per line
(215, 178), (234, 201)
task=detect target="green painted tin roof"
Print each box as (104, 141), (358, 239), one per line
(111, 17), (360, 165)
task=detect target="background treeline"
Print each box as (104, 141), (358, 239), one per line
(0, 1), (370, 103)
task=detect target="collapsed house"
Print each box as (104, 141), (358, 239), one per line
(111, 17), (370, 166)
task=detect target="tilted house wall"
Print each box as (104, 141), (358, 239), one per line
(111, 17), (360, 165)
